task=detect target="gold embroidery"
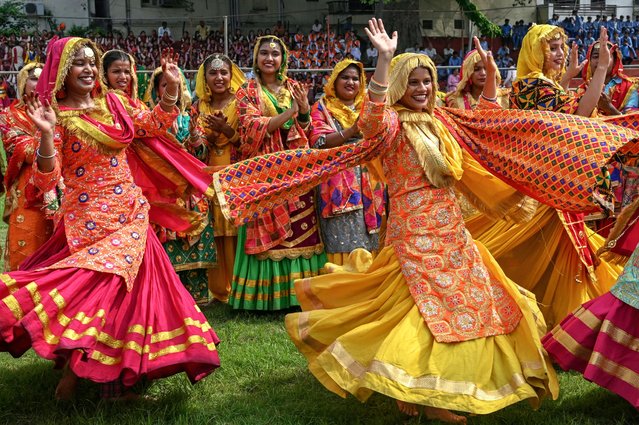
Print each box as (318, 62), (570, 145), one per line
(3, 295), (23, 320)
(0, 274), (19, 294)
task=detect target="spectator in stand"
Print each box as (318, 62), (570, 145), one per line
(621, 39), (637, 65)
(447, 49), (462, 74)
(158, 21), (171, 39)
(513, 20), (526, 50)
(404, 43), (421, 53)
(479, 35), (489, 50)
(365, 42), (378, 66)
(273, 21), (287, 37)
(583, 16), (594, 34)
(11, 40), (24, 71)
(442, 39), (454, 62)
(501, 19), (512, 47)
(195, 20), (210, 40)
(548, 14), (560, 26)
(497, 43), (510, 58)
(423, 41), (437, 59)
(312, 19), (323, 34)
(584, 30), (596, 49)
(446, 67), (460, 92)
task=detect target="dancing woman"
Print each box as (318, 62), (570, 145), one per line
(309, 59), (386, 265)
(2, 37), (220, 399)
(284, 20), (558, 422)
(229, 36), (326, 310)
(0, 62), (58, 271)
(445, 49), (509, 110)
(464, 25), (626, 328)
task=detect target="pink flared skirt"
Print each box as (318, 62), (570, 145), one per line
(0, 223), (220, 387)
(542, 292), (639, 408)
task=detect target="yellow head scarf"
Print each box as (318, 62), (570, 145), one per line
(143, 66), (192, 113)
(101, 49), (139, 101)
(454, 50), (501, 96)
(252, 35), (289, 81)
(322, 59), (365, 130)
(388, 53), (463, 188)
(195, 53), (246, 108)
(16, 62), (43, 100)
(516, 24), (568, 83)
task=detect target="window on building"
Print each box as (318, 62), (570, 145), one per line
(454, 19), (464, 29)
(422, 20), (433, 30)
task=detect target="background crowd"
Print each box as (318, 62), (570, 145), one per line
(2, 11), (639, 108)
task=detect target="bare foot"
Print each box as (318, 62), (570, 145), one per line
(396, 399), (419, 416)
(424, 406), (467, 424)
(55, 369), (78, 401)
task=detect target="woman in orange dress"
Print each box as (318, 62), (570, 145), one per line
(0, 37), (220, 400)
(0, 62), (58, 271)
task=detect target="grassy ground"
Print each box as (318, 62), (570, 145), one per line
(0, 304), (637, 425)
(0, 174), (636, 424)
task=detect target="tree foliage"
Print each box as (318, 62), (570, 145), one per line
(362, 0), (501, 38)
(0, 0), (36, 35)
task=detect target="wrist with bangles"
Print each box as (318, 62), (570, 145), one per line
(368, 76), (389, 96)
(36, 147), (57, 159)
(480, 93), (498, 102)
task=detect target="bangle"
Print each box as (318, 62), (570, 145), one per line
(36, 148), (57, 159)
(337, 129), (345, 140)
(369, 76), (389, 90)
(163, 90), (178, 102)
(480, 93), (498, 103)
(298, 111), (310, 122)
(367, 83), (388, 96)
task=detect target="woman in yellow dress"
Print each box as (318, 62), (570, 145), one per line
(191, 53), (245, 302)
(464, 25), (626, 329)
(284, 20), (557, 422)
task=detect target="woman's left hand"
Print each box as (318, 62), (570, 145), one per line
(473, 36), (497, 75)
(290, 81), (310, 115)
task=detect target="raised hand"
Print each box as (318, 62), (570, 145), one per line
(160, 48), (182, 89)
(24, 92), (56, 134)
(565, 42), (587, 80)
(203, 112), (228, 132)
(364, 18), (397, 58)
(595, 26), (611, 72)
(473, 36), (497, 76)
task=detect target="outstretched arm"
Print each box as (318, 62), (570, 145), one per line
(363, 18), (397, 103)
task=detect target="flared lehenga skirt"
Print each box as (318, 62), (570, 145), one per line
(286, 245), (558, 415)
(465, 204), (626, 328)
(0, 223), (220, 387)
(543, 292), (639, 408)
(228, 225), (327, 311)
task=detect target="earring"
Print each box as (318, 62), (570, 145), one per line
(56, 85), (66, 99)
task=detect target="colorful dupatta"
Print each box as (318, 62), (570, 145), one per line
(311, 59), (386, 234)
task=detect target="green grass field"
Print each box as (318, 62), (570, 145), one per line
(0, 304), (637, 425)
(0, 186), (637, 425)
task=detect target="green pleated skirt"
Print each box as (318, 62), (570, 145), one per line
(229, 226), (327, 310)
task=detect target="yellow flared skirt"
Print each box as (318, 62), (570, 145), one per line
(465, 204), (626, 328)
(286, 246), (558, 415)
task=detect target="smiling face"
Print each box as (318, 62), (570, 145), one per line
(399, 66), (432, 112)
(257, 40), (283, 76)
(545, 38), (565, 74)
(334, 65), (360, 102)
(106, 59), (132, 94)
(206, 58), (232, 95)
(63, 46), (98, 98)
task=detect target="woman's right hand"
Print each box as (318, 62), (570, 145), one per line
(595, 26), (611, 71)
(364, 18), (397, 59)
(24, 92), (56, 134)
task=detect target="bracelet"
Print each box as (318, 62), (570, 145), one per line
(337, 129), (345, 141)
(163, 90), (179, 102)
(36, 148), (57, 159)
(369, 76), (389, 90)
(367, 83), (388, 96)
(298, 111), (310, 122)
(480, 93), (498, 103)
